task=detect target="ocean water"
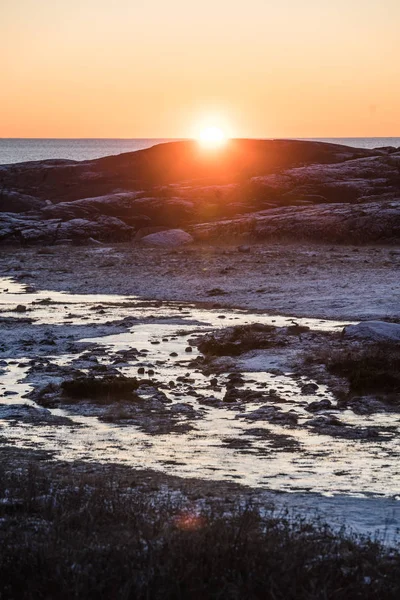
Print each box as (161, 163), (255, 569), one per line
(0, 137), (399, 165)
(0, 138), (174, 165)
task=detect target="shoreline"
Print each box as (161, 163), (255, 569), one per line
(1, 241), (399, 321)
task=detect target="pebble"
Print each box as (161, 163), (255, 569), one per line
(15, 305), (27, 313)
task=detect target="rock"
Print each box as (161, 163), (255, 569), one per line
(236, 405), (298, 425)
(286, 324), (310, 335)
(306, 399), (332, 412)
(223, 389), (239, 403)
(140, 229), (193, 247)
(307, 415), (343, 427)
(223, 387), (267, 403)
(343, 321), (400, 342)
(206, 288), (227, 296)
(0, 139), (375, 204)
(301, 382), (319, 395)
(0, 404), (72, 425)
(15, 304), (27, 313)
(198, 396), (219, 405)
(236, 405), (276, 419)
(305, 415), (384, 440)
(41, 192), (139, 219)
(0, 213), (133, 244)
(227, 373), (245, 385)
(345, 396), (394, 415)
(0, 191), (46, 213)
(58, 216), (133, 242)
(170, 403), (197, 415)
(1, 139), (399, 246)
(197, 324), (281, 357)
(192, 199), (400, 244)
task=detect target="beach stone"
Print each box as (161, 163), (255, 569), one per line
(306, 399), (332, 412)
(301, 382), (319, 395)
(343, 321), (400, 342)
(140, 229), (193, 247)
(199, 396), (219, 405)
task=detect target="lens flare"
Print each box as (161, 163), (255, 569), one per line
(174, 511), (206, 531)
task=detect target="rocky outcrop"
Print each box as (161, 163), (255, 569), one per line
(0, 139), (399, 244)
(0, 213), (133, 244)
(0, 139), (378, 203)
(250, 154), (400, 206)
(0, 190), (47, 213)
(191, 200), (400, 244)
(40, 192), (140, 219)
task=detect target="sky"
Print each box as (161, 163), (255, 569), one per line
(1, 0), (400, 138)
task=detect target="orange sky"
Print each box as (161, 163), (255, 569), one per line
(1, 0), (400, 138)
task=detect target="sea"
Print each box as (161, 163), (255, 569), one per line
(0, 137), (399, 165)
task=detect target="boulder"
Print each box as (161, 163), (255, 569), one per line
(140, 229), (193, 247)
(306, 399), (332, 412)
(134, 226), (170, 240)
(343, 321), (400, 342)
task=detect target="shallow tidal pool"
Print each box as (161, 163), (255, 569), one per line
(1, 276), (400, 539)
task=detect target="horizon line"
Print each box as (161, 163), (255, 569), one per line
(1, 136), (400, 141)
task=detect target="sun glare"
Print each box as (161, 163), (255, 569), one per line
(198, 126), (227, 148)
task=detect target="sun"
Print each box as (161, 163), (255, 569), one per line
(198, 126), (227, 148)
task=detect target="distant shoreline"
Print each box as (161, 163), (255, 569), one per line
(1, 137), (400, 165)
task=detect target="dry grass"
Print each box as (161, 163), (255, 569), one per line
(197, 323), (284, 357)
(325, 343), (400, 395)
(0, 461), (399, 599)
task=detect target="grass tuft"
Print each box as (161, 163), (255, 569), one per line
(326, 343), (400, 395)
(197, 324), (283, 357)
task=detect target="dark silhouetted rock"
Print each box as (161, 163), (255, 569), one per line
(1, 139), (399, 245)
(0, 139), (378, 203)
